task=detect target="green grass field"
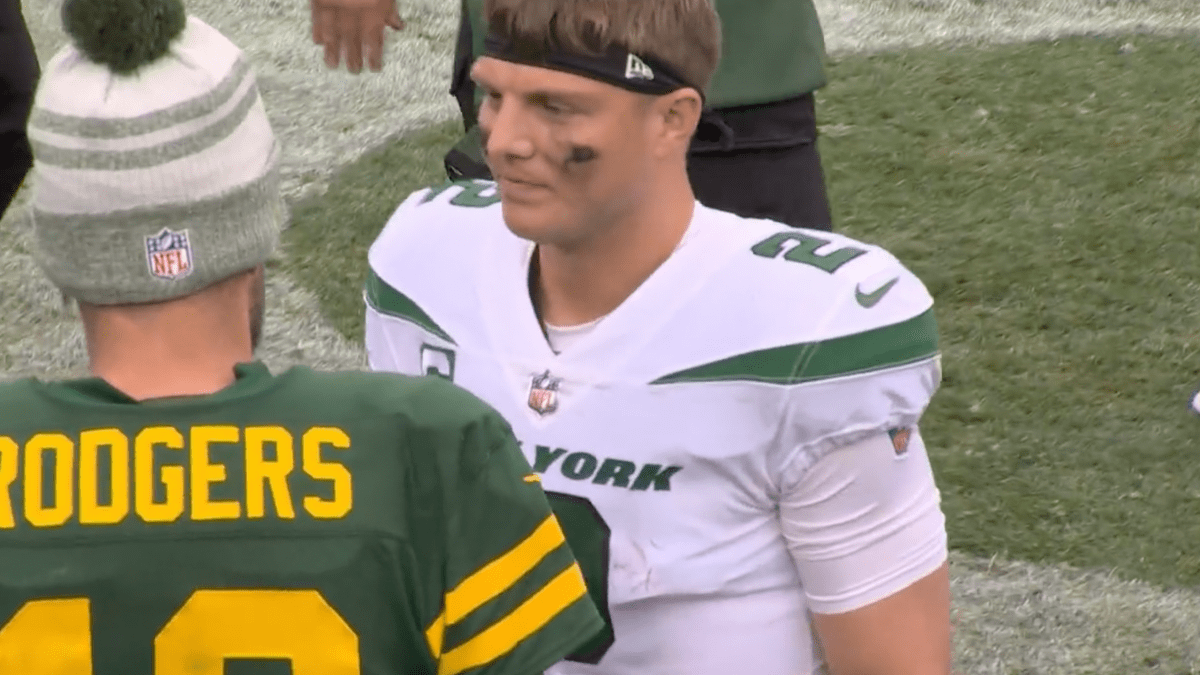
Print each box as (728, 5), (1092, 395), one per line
(286, 33), (1200, 599)
(822, 34), (1200, 590)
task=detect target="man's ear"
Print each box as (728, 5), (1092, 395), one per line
(654, 88), (704, 156)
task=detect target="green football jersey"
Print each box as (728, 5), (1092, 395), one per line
(0, 362), (603, 675)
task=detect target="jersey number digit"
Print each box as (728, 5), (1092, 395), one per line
(420, 179), (501, 208)
(751, 231), (867, 274)
(545, 491), (614, 664)
(0, 590), (358, 673)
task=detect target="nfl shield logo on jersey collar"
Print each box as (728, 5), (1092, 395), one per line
(528, 370), (561, 416)
(144, 227), (194, 280)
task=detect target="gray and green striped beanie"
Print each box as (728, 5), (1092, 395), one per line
(26, 1), (283, 306)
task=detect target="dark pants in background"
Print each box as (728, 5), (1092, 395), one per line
(687, 140), (832, 232)
(687, 93), (833, 232)
(1, 0), (40, 219)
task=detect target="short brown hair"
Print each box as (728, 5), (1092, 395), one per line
(483, 0), (722, 97)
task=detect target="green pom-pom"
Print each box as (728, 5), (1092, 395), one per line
(62, 0), (187, 75)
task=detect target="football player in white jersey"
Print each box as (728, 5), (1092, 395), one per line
(364, 0), (953, 673)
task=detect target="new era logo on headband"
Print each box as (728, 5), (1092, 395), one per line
(483, 31), (696, 97)
(625, 54), (654, 81)
(145, 228), (194, 280)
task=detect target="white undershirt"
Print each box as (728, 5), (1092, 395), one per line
(543, 316), (605, 354)
(539, 211), (696, 355)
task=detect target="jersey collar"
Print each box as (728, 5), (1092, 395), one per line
(478, 201), (732, 384)
(32, 361), (279, 407)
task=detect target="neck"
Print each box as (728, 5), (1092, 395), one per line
(534, 175), (695, 327)
(82, 305), (253, 402)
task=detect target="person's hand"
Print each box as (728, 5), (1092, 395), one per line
(311, 0), (405, 74)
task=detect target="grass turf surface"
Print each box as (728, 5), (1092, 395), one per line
(284, 34), (1200, 591)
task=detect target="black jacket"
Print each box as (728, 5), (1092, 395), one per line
(1, 0), (40, 134)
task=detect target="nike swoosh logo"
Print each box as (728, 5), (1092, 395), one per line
(855, 278), (900, 308)
(523, 474), (542, 483)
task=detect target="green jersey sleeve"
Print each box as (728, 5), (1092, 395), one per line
(417, 402), (604, 675)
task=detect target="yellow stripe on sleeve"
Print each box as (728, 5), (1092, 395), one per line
(425, 614), (445, 660)
(424, 514), (567, 658)
(444, 514), (566, 623)
(437, 562), (590, 675)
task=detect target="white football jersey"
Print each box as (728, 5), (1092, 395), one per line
(365, 180), (943, 675)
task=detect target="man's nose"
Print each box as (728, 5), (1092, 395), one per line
(481, 98), (535, 161)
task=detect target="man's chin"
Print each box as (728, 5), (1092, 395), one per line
(501, 202), (560, 243)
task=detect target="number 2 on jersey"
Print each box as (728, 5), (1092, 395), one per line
(751, 231), (867, 274)
(0, 590), (358, 673)
(545, 491), (615, 664)
(420, 179), (501, 208)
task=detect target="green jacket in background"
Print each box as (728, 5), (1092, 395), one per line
(706, 0), (828, 107)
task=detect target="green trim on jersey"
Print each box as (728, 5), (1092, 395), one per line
(366, 269), (455, 344)
(651, 308), (938, 385)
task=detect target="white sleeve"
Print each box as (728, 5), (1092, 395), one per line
(778, 427), (948, 615)
(364, 297), (421, 375)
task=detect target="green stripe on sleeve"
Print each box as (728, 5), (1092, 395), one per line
(652, 308), (938, 385)
(365, 270), (455, 344)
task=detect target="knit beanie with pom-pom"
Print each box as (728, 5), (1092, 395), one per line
(26, 0), (284, 305)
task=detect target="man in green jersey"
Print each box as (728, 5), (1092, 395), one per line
(0, 0), (603, 673)
(443, 0), (835, 231)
